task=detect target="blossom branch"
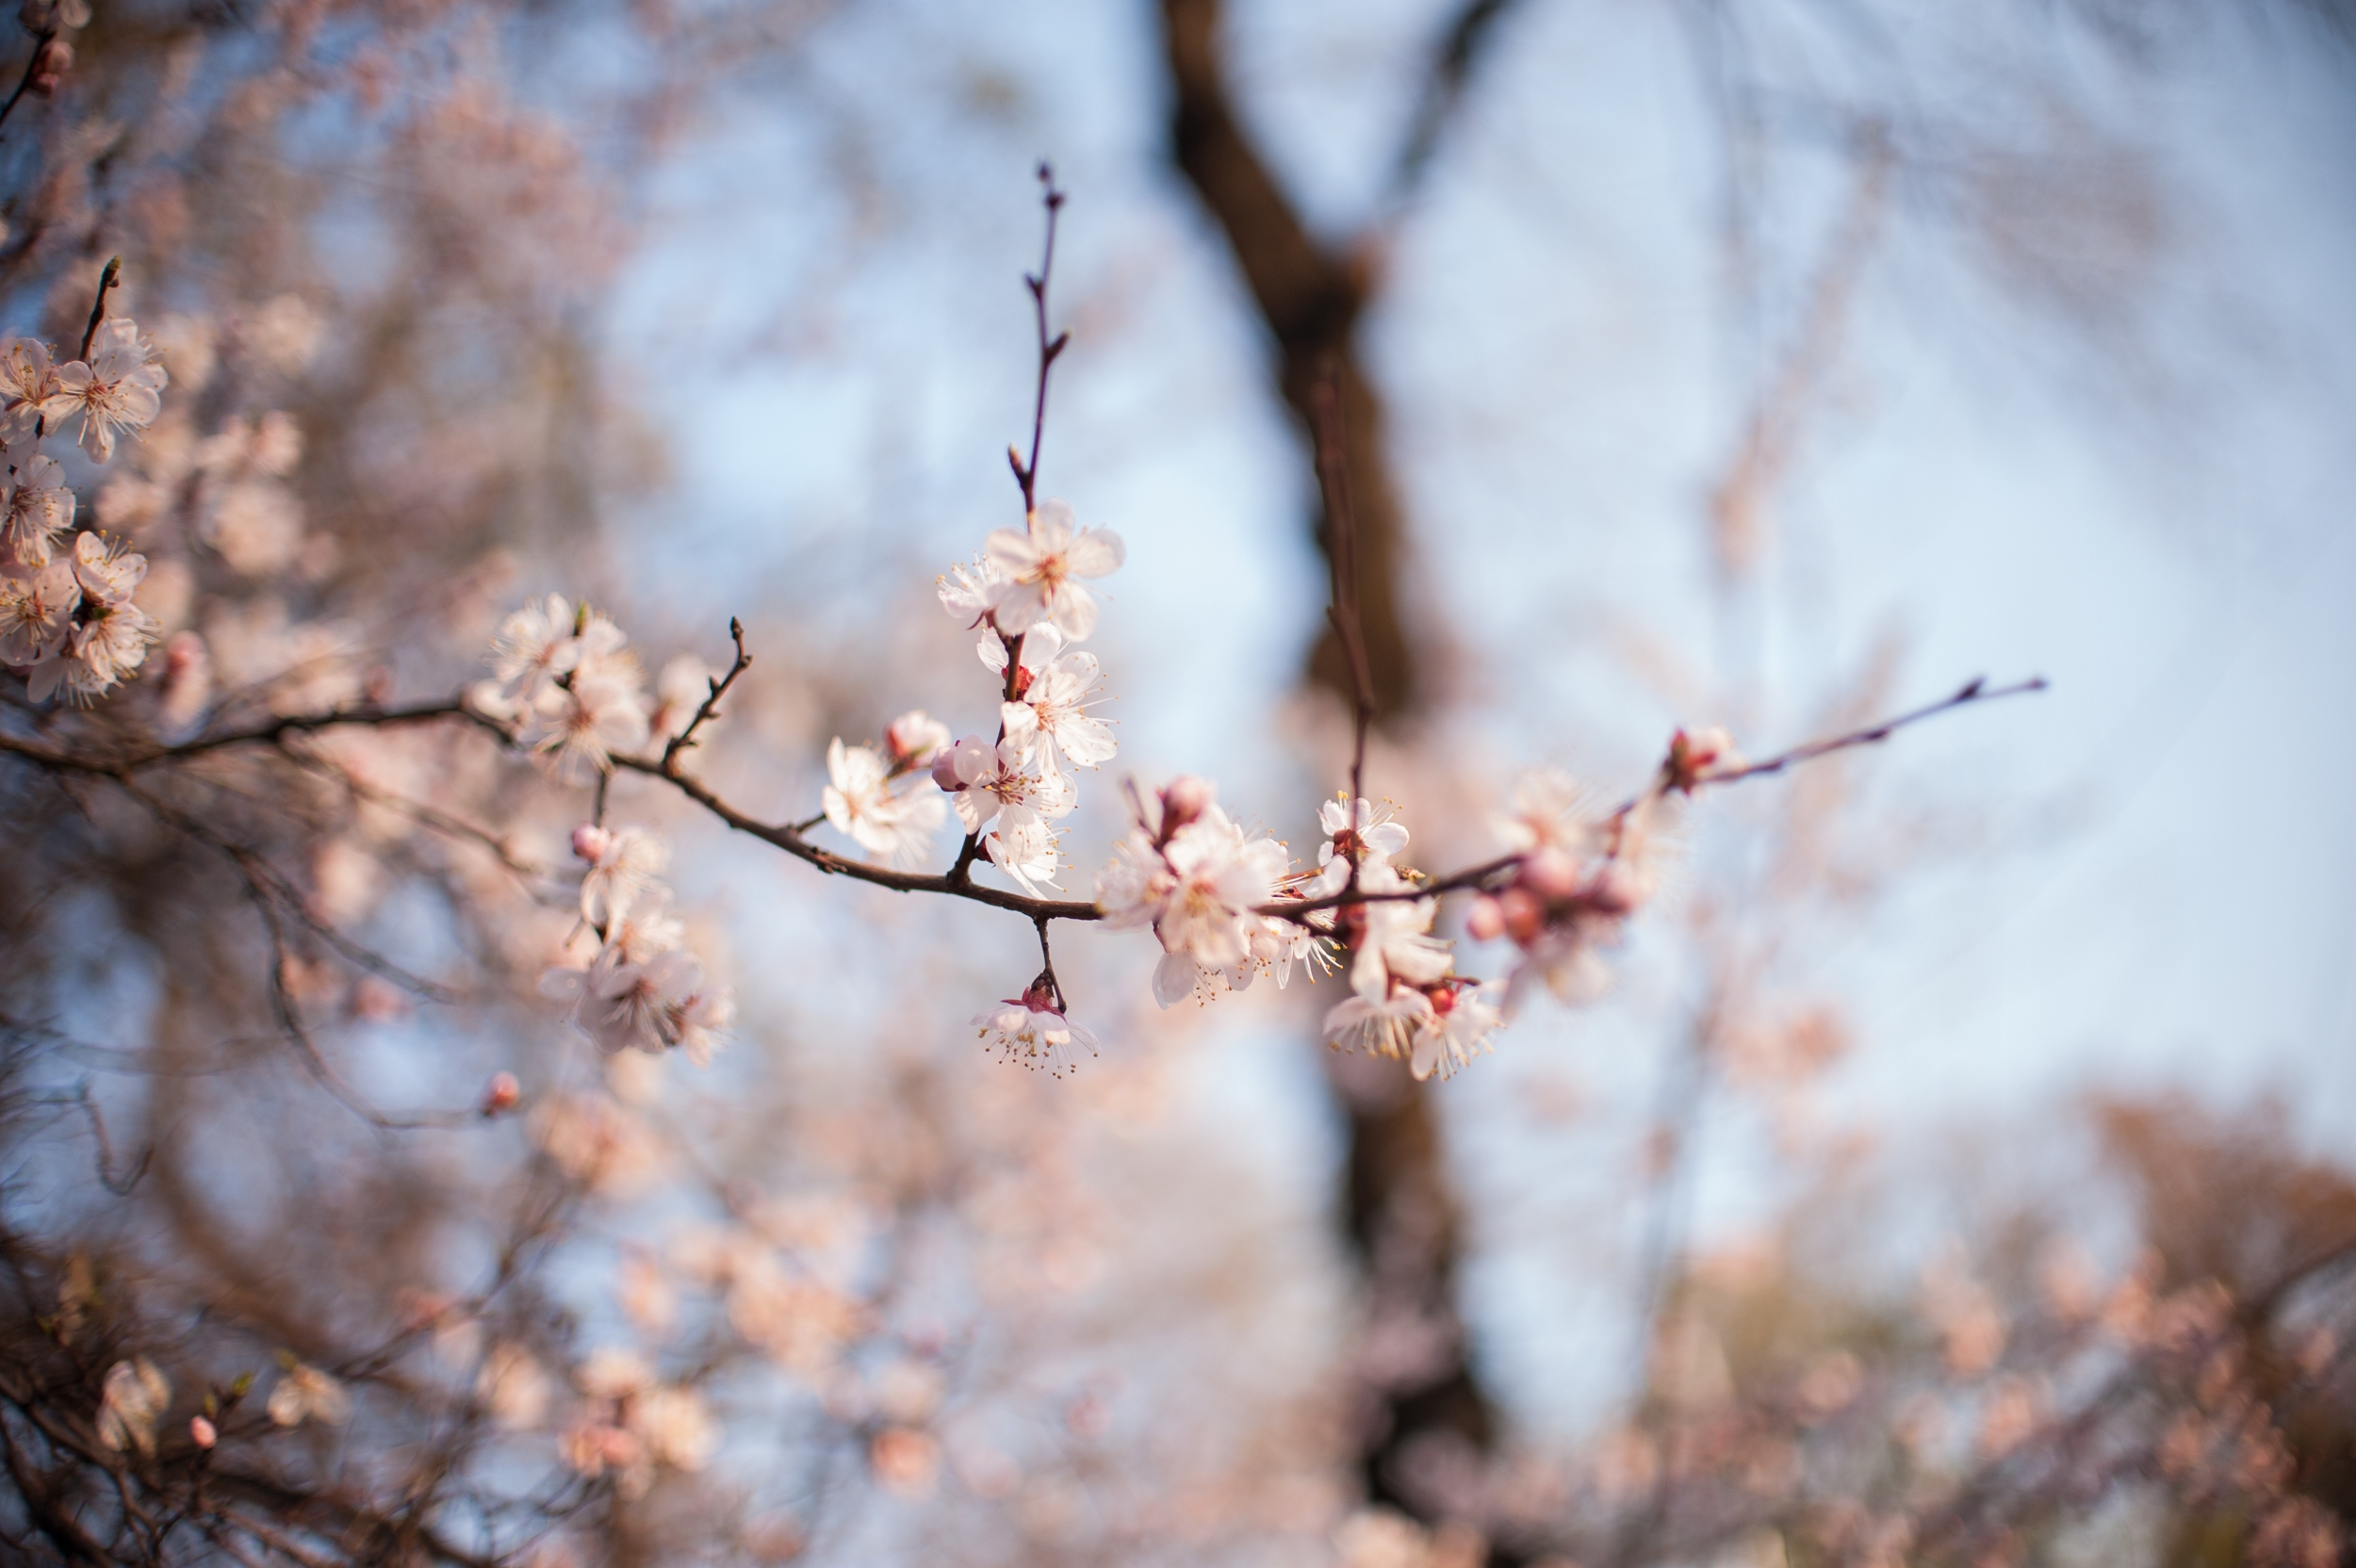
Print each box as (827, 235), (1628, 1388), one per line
(0, 24), (54, 139)
(1256, 674), (2048, 923)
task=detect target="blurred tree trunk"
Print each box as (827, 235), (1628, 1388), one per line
(1155, 0), (1511, 1549)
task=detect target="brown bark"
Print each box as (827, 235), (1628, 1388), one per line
(1154, 0), (1519, 1544)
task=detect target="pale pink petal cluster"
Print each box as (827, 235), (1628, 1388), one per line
(973, 981), (1100, 1077)
(1466, 742), (1731, 1006)
(1093, 776), (1291, 1008)
(822, 712), (952, 870)
(1317, 856), (1499, 1081)
(43, 318), (170, 463)
(474, 595), (652, 779)
(543, 829), (732, 1066)
(934, 733), (1076, 894)
(978, 498), (1124, 641)
(4, 531), (161, 704)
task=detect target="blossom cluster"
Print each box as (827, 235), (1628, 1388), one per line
(0, 318), (170, 703)
(1467, 727), (1742, 1006)
(541, 822), (733, 1064)
(474, 593), (693, 779)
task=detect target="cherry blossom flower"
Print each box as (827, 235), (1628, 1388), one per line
(268, 1363), (352, 1428)
(1313, 793), (1410, 893)
(521, 651), (650, 780)
(973, 983), (1099, 1076)
(483, 594), (590, 713)
(984, 808), (1065, 895)
(883, 709), (952, 771)
(0, 559), (76, 667)
(1343, 863), (1453, 1003)
(0, 337), (59, 443)
(825, 738), (947, 869)
(1096, 779), (1290, 1006)
(544, 944), (709, 1058)
(45, 317), (170, 463)
(96, 1358), (170, 1458)
(1321, 988), (1434, 1063)
(1407, 982), (1504, 1082)
(2, 455), (74, 566)
(573, 824), (667, 929)
(936, 555), (1004, 628)
(1001, 633), (1117, 772)
(933, 734), (1075, 836)
(982, 498), (1124, 640)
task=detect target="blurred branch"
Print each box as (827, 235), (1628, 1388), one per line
(1393, 0), (1526, 197)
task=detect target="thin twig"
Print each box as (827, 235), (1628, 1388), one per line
(1008, 163), (1069, 513)
(77, 255), (121, 361)
(660, 617), (752, 771)
(0, 29), (54, 141)
(1308, 360), (1377, 893)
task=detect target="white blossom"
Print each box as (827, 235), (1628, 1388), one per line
(936, 555), (1004, 627)
(972, 988), (1099, 1076)
(883, 709), (952, 770)
(982, 498), (1123, 641)
(0, 337), (59, 444)
(933, 734), (1075, 836)
(268, 1363), (352, 1428)
(984, 808), (1065, 895)
(1321, 989), (1434, 1063)
(1345, 863), (1454, 1003)
(2, 454), (74, 566)
(1313, 794), (1410, 893)
(573, 824), (667, 929)
(1001, 632), (1117, 772)
(0, 558), (75, 666)
(1095, 780), (1290, 1006)
(825, 738), (946, 869)
(1407, 983), (1504, 1082)
(46, 318), (169, 463)
(96, 1359), (170, 1458)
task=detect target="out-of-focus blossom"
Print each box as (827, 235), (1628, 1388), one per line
(477, 1344), (552, 1430)
(573, 824), (666, 929)
(96, 1359), (170, 1457)
(981, 498), (1123, 641)
(883, 709), (952, 771)
(0, 337), (59, 443)
(267, 1363), (352, 1428)
(824, 738), (946, 869)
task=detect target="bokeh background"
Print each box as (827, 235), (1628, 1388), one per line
(6, 1), (2356, 1564)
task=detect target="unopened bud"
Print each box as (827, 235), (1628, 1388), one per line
(1157, 776), (1215, 838)
(27, 36), (68, 96)
(1466, 894), (1505, 942)
(1518, 846), (1583, 902)
(189, 1414), (216, 1449)
(1665, 726), (1742, 793)
(481, 1071), (520, 1118)
(569, 824), (612, 863)
(932, 740), (975, 792)
(1497, 887), (1546, 946)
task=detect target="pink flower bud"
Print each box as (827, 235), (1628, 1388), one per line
(1665, 726), (1742, 793)
(1518, 846), (1583, 902)
(1497, 887), (1546, 946)
(1157, 776), (1215, 838)
(931, 748), (963, 792)
(189, 1415), (217, 1449)
(570, 824), (612, 863)
(481, 1071), (520, 1117)
(28, 37), (68, 96)
(1466, 894), (1505, 942)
